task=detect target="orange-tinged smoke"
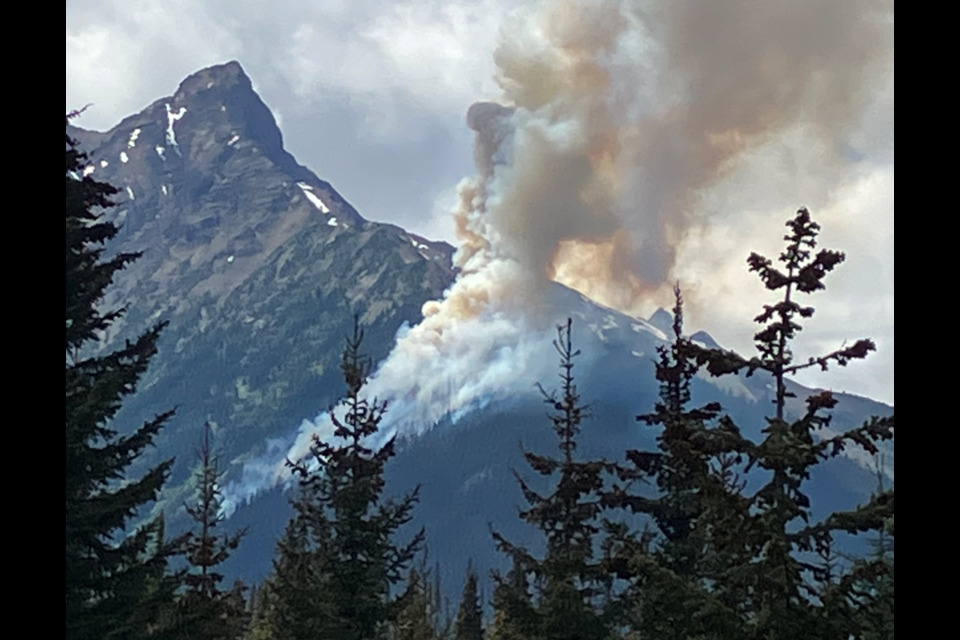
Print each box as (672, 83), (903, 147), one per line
(458, 0), (893, 316)
(256, 0), (892, 501)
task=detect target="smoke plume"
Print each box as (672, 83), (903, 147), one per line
(224, 0), (893, 509)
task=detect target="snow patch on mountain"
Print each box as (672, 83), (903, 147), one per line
(164, 104), (187, 155)
(297, 182), (331, 213)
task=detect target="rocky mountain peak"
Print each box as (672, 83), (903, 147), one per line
(161, 60), (292, 171)
(647, 307), (674, 336)
(175, 60), (250, 98)
(68, 62), (455, 363)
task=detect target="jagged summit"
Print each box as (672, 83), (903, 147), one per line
(162, 60), (295, 169)
(67, 62), (455, 367)
(175, 60), (250, 97)
(647, 307), (674, 335)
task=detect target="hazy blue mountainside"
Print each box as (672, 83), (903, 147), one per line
(73, 61), (893, 602)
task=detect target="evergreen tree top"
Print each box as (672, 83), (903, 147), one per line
(607, 206), (894, 639)
(263, 316), (424, 640)
(491, 318), (620, 640)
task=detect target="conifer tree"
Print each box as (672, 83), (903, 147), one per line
(66, 115), (178, 640)
(264, 317), (425, 640)
(846, 457), (894, 640)
(392, 556), (450, 640)
(491, 319), (617, 640)
(245, 583), (277, 640)
(171, 423), (248, 639)
(610, 207), (895, 639)
(602, 287), (743, 639)
(488, 557), (534, 640)
(453, 563), (484, 640)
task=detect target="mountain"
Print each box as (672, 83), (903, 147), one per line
(69, 61), (456, 491)
(69, 61), (894, 602)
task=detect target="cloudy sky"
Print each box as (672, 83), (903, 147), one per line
(66, 0), (894, 405)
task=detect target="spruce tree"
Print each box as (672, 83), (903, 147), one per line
(488, 557), (534, 640)
(392, 557), (450, 640)
(610, 207), (895, 639)
(491, 319), (617, 640)
(171, 423), (248, 639)
(846, 457), (894, 640)
(66, 115), (177, 639)
(603, 287), (744, 639)
(265, 317), (425, 640)
(245, 583), (278, 640)
(453, 564), (484, 640)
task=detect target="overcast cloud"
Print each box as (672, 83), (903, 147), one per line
(66, 0), (894, 405)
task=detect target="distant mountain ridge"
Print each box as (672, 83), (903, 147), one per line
(68, 61), (893, 601)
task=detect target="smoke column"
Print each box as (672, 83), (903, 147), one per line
(224, 0), (893, 509)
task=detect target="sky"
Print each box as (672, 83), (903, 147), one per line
(66, 0), (894, 406)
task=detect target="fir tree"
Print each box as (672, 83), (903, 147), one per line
(66, 114), (177, 639)
(488, 557), (534, 640)
(602, 286), (744, 639)
(846, 457), (894, 640)
(245, 583), (277, 640)
(392, 556), (450, 640)
(453, 563), (484, 640)
(171, 423), (249, 639)
(610, 207), (895, 639)
(491, 319), (617, 640)
(264, 317), (426, 640)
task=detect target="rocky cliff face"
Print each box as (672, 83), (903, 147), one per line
(69, 61), (457, 490)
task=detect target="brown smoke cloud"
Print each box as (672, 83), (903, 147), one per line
(456, 0), (893, 316)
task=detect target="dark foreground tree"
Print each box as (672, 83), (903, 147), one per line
(453, 563), (484, 640)
(848, 457), (895, 640)
(391, 554), (450, 640)
(491, 319), (618, 640)
(609, 207), (895, 639)
(170, 423), (248, 639)
(260, 318), (425, 640)
(488, 557), (534, 640)
(602, 287), (744, 639)
(66, 114), (177, 639)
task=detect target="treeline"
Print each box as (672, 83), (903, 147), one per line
(66, 121), (894, 640)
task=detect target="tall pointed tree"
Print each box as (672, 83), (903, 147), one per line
(610, 207), (895, 638)
(171, 423), (248, 639)
(488, 557), (534, 640)
(264, 317), (426, 640)
(66, 115), (177, 639)
(602, 286), (744, 639)
(392, 555), (450, 640)
(453, 563), (484, 640)
(491, 319), (618, 640)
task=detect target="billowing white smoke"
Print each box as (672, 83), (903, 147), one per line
(223, 0), (893, 511)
